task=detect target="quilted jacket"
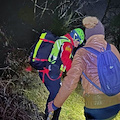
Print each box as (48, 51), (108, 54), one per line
(54, 34), (120, 109)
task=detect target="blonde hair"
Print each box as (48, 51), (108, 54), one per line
(82, 16), (99, 29)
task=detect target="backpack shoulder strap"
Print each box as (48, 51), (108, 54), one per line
(106, 43), (111, 50)
(82, 72), (102, 92)
(64, 33), (74, 45)
(48, 37), (70, 63)
(32, 32), (47, 62)
(83, 47), (100, 56)
(83, 43), (111, 55)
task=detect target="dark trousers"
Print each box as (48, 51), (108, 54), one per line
(39, 72), (61, 120)
(84, 104), (120, 120)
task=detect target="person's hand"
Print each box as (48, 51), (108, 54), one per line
(48, 101), (59, 112)
(48, 101), (54, 112)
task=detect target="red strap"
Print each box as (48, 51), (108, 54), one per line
(33, 58), (48, 62)
(39, 68), (49, 83)
(25, 66), (32, 72)
(40, 38), (55, 43)
(39, 67), (63, 83)
(46, 70), (63, 81)
(64, 34), (74, 46)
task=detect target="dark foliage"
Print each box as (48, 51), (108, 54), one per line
(0, 50), (45, 120)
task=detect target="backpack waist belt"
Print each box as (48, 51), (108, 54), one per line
(39, 67), (63, 83)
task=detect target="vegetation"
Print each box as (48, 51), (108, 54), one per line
(0, 0), (120, 119)
(0, 50), (45, 120)
(0, 49), (120, 120)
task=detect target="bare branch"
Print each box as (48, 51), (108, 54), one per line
(0, 28), (9, 46)
(0, 66), (9, 70)
(30, 0), (54, 19)
(4, 79), (15, 95)
(59, 0), (75, 19)
(67, 16), (83, 25)
(75, 1), (87, 13)
(88, 0), (100, 4)
(34, 0), (38, 16)
(32, 29), (39, 34)
(54, 0), (70, 11)
(2, 96), (15, 119)
(75, 10), (85, 18)
(40, 0), (48, 18)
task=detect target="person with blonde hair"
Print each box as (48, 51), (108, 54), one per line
(48, 16), (120, 120)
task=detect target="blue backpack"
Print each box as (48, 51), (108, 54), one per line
(82, 43), (120, 96)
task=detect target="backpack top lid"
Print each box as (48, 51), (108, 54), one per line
(83, 43), (120, 96)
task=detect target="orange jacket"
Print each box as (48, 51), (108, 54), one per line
(54, 35), (120, 109)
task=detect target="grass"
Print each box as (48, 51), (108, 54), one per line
(23, 72), (49, 112)
(59, 90), (85, 120)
